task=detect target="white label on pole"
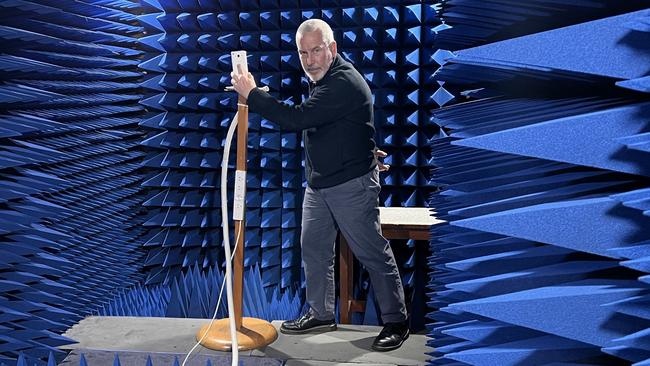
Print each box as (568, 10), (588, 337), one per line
(233, 170), (246, 220)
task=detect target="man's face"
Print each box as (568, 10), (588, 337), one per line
(297, 30), (337, 82)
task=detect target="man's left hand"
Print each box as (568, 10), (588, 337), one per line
(230, 65), (257, 100)
(375, 149), (390, 172)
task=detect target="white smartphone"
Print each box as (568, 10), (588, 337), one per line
(231, 50), (248, 76)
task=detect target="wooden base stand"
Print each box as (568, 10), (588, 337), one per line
(196, 317), (278, 351)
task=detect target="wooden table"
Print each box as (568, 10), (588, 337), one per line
(338, 207), (442, 324)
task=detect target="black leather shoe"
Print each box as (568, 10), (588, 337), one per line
(280, 311), (336, 334)
(371, 321), (409, 351)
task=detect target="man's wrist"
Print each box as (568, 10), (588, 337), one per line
(246, 87), (257, 100)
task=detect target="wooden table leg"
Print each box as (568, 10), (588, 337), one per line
(339, 233), (353, 324)
(339, 232), (369, 324)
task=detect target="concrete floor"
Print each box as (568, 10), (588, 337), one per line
(61, 316), (431, 366)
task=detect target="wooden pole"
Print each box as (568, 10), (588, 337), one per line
(197, 92), (277, 351)
(233, 96), (248, 330)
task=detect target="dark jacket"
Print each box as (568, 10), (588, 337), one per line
(248, 54), (377, 188)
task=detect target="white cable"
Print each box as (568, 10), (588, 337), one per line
(182, 224), (242, 366)
(182, 111), (242, 366)
(220, 109), (240, 366)
(182, 225), (242, 366)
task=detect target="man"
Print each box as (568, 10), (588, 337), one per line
(230, 19), (409, 352)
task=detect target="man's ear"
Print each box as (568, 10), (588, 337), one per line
(329, 41), (337, 57)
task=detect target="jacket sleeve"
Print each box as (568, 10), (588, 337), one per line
(247, 77), (358, 132)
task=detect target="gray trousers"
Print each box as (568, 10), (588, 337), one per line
(301, 167), (408, 323)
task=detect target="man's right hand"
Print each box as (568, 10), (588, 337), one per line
(230, 65), (257, 100)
